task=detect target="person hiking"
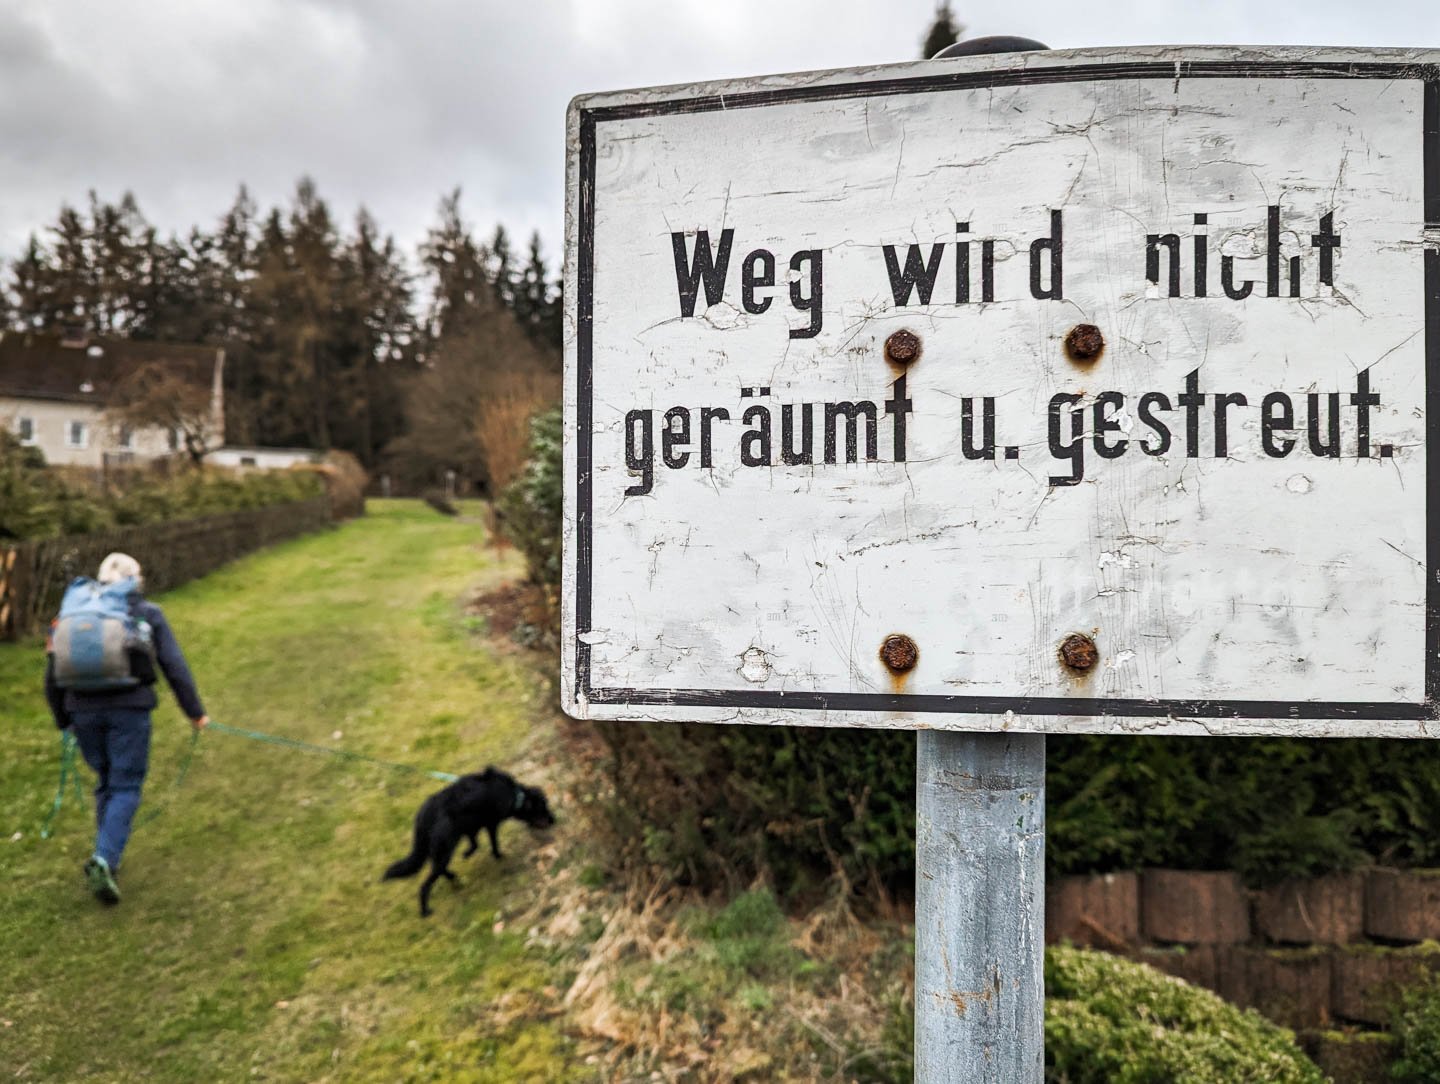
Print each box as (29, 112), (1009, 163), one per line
(43, 552), (209, 904)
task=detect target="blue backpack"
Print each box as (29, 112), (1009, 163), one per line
(49, 577), (157, 691)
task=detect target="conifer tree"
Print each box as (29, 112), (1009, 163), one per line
(420, 188), (488, 346)
(514, 230), (562, 352)
(248, 206), (303, 447)
(488, 224), (516, 310)
(49, 203), (94, 329)
(337, 207), (416, 465)
(922, 2), (963, 59)
(213, 187), (260, 444)
(1, 179), (567, 479)
(287, 177), (339, 449)
(9, 235), (52, 330)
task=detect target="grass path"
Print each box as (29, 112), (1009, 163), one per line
(0, 501), (587, 1082)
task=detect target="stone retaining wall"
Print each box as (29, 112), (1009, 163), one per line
(1047, 867), (1440, 1082)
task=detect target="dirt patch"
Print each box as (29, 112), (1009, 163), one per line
(467, 579), (552, 647)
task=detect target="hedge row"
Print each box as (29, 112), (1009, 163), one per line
(0, 430), (326, 541)
(499, 405), (1440, 896)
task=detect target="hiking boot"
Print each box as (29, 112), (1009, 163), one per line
(84, 856), (121, 905)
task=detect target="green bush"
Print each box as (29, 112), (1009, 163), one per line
(597, 719), (915, 899)
(600, 722), (1440, 900)
(493, 405), (916, 896)
(107, 468), (323, 525)
(0, 430), (326, 542)
(491, 395), (1440, 896)
(1390, 973), (1440, 1081)
(591, 695), (1440, 899)
(496, 405), (561, 593)
(1045, 946), (1324, 1083)
(0, 432), (111, 539)
(577, 622), (1440, 901)
(1048, 734), (1440, 886)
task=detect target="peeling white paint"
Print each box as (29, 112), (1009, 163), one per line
(737, 646), (773, 684)
(563, 45), (1440, 738)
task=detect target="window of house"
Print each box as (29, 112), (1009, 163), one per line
(67, 421), (88, 448)
(16, 417), (35, 444)
(240, 456), (258, 467)
(168, 427), (181, 451)
(118, 425), (134, 449)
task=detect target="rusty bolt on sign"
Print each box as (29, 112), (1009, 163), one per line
(1064, 323), (1105, 363)
(1058, 633), (1099, 671)
(880, 634), (919, 673)
(885, 329), (921, 366)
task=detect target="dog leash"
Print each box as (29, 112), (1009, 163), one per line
(40, 728), (201, 839)
(132, 729), (202, 829)
(205, 722), (460, 783)
(39, 732), (87, 839)
(39, 722), (458, 840)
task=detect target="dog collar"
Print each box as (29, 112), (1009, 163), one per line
(513, 789), (526, 812)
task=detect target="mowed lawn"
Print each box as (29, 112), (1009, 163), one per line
(0, 501), (587, 1082)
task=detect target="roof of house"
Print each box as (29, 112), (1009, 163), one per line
(0, 331), (221, 405)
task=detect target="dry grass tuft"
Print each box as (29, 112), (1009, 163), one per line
(300, 449), (369, 518)
(475, 368), (560, 495)
(564, 880), (682, 1011)
(456, 576), (917, 1083)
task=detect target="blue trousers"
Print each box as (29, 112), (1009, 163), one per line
(69, 709), (152, 870)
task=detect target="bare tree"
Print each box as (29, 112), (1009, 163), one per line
(107, 361), (220, 465)
(384, 282), (558, 496)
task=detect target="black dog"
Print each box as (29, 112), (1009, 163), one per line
(382, 767), (556, 917)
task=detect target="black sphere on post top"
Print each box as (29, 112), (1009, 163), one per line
(931, 35), (1049, 59)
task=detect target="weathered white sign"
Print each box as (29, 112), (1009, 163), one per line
(563, 46), (1440, 737)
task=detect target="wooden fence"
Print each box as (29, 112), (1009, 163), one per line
(0, 496), (333, 640)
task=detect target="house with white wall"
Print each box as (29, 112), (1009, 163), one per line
(0, 330), (224, 466)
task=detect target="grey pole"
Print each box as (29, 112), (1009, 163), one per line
(915, 730), (1047, 1081)
(911, 34), (1052, 1084)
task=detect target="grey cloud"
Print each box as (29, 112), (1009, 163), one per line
(0, 0), (1433, 272)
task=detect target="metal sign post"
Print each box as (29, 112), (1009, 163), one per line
(916, 729), (1045, 1080)
(913, 40), (1052, 1082)
(565, 45), (1440, 1077)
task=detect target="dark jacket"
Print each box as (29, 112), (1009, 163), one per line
(45, 598), (206, 727)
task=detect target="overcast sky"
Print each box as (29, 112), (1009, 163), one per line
(1, 0), (1436, 277)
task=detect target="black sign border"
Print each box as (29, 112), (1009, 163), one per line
(574, 59), (1440, 722)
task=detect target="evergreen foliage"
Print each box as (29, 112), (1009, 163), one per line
(593, 724), (1440, 896)
(586, 718), (916, 898)
(0, 432), (109, 539)
(1390, 973), (1440, 1082)
(492, 398), (1440, 895)
(1047, 734), (1440, 886)
(2, 182), (563, 485)
(921, 2), (963, 59)
(1045, 946), (1325, 1082)
(0, 430), (323, 541)
(496, 405), (563, 593)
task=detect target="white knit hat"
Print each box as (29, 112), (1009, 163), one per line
(97, 552), (143, 588)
